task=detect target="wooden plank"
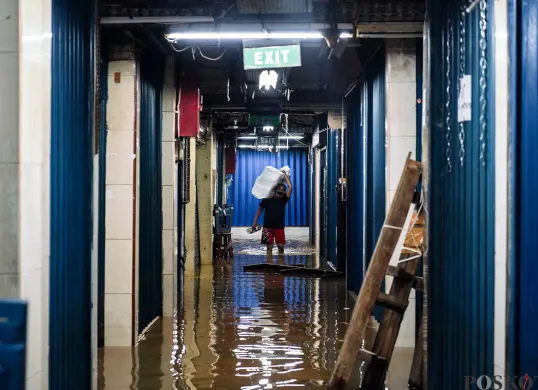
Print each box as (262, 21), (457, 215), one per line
(376, 292), (408, 313)
(362, 252), (421, 390)
(413, 277), (424, 293)
(327, 155), (422, 389)
(409, 316), (424, 390)
(243, 263), (305, 272)
(386, 265), (415, 281)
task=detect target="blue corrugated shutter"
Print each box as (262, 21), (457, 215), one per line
(138, 52), (164, 334)
(345, 48), (386, 297)
(428, 0), (495, 387)
(365, 61), (386, 272)
(327, 130), (338, 265)
(514, 0), (538, 376)
(97, 50), (108, 348)
(50, 0), (95, 388)
(346, 88), (365, 292)
(228, 149), (310, 227)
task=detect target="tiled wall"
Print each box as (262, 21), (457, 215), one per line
(184, 138), (197, 275)
(384, 39), (417, 348)
(105, 60), (137, 346)
(0, 0), (21, 300)
(0, 0), (52, 388)
(162, 57), (175, 317)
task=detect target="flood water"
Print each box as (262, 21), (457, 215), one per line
(98, 228), (413, 390)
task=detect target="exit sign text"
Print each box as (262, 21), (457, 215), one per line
(243, 45), (301, 70)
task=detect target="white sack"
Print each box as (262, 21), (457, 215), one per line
(251, 165), (291, 199)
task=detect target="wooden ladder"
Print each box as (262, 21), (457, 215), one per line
(327, 155), (423, 390)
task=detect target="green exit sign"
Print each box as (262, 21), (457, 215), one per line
(258, 136), (278, 146)
(243, 45), (301, 70)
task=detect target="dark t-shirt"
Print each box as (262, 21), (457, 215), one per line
(260, 196), (289, 229)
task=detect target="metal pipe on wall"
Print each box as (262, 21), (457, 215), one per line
(100, 16), (214, 25)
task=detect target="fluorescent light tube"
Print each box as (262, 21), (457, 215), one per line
(166, 32), (352, 40)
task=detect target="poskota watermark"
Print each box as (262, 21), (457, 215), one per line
(465, 374), (536, 389)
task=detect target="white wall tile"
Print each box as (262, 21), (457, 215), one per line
(106, 74), (135, 131)
(104, 325), (132, 347)
(162, 84), (176, 112)
(20, 269), (44, 380)
(0, 274), (19, 297)
(162, 141), (174, 186)
(0, 0), (18, 53)
(162, 230), (174, 275)
(0, 53), (20, 164)
(107, 129), (134, 155)
(0, 164), (19, 274)
(386, 46), (416, 83)
(105, 185), (134, 240)
(162, 274), (174, 317)
(19, 164), (43, 273)
(162, 112), (175, 142)
(25, 372), (43, 390)
(105, 239), (133, 294)
(106, 154), (135, 186)
(386, 82), (417, 137)
(388, 137), (416, 191)
(162, 186), (174, 230)
(105, 293), (132, 329)
(108, 60), (135, 76)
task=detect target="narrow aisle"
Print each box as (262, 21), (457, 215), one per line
(172, 228), (350, 389)
(98, 228), (412, 389)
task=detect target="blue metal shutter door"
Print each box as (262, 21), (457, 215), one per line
(228, 149), (310, 227)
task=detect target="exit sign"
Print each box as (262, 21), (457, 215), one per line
(258, 136), (278, 146)
(243, 45), (301, 70)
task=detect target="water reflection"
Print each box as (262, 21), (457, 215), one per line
(98, 234), (412, 389)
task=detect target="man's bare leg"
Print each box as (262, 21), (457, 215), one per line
(277, 245), (284, 254)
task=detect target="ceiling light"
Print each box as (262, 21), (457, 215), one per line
(259, 70), (278, 90)
(165, 31), (353, 40)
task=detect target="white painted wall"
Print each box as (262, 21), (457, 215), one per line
(494, 0), (509, 379)
(0, 1), (52, 388)
(104, 59), (137, 346)
(162, 56), (175, 317)
(385, 39), (417, 348)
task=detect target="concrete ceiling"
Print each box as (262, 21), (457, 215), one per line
(100, 0), (424, 117)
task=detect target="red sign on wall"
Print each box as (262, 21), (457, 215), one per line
(177, 78), (200, 137)
(225, 147), (236, 174)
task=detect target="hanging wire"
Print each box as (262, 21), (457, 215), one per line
(215, 3), (235, 19)
(478, 0), (488, 165)
(281, 114), (310, 147)
(169, 43), (191, 53)
(445, 8), (453, 174)
(458, 2), (467, 168)
(197, 47), (227, 61)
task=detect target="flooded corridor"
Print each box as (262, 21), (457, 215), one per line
(98, 228), (413, 390)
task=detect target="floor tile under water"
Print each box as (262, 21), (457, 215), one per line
(98, 233), (413, 389)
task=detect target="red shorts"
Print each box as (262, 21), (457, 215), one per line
(261, 228), (286, 246)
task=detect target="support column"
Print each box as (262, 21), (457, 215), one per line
(385, 39), (417, 348)
(184, 138), (197, 274)
(162, 56), (175, 317)
(196, 128), (215, 266)
(104, 56), (137, 346)
(0, 1), (52, 388)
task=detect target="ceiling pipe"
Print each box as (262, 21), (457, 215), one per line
(101, 16), (214, 25)
(357, 33), (423, 38)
